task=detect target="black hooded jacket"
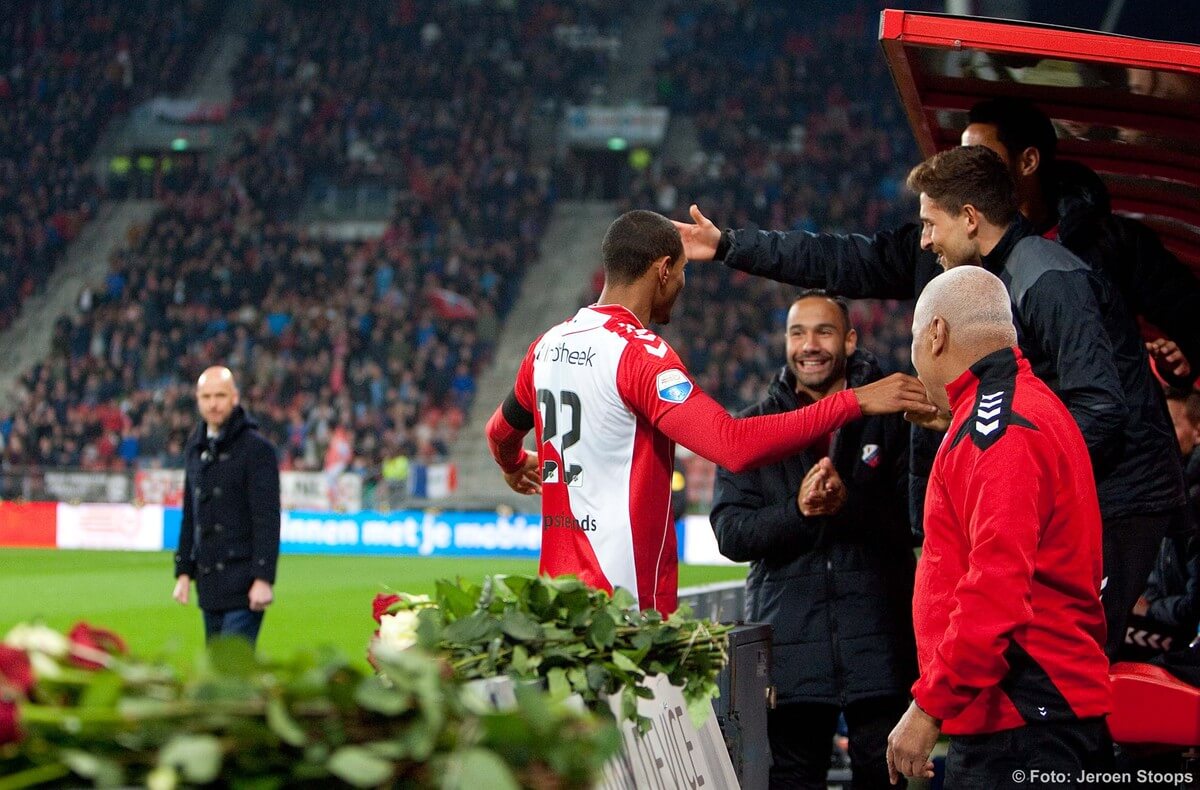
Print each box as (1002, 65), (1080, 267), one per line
(709, 350), (917, 705)
(719, 160), (1187, 529)
(174, 406), (282, 612)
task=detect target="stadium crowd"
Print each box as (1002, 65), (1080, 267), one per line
(0, 0), (637, 494)
(593, 0), (932, 411)
(0, 0), (220, 330)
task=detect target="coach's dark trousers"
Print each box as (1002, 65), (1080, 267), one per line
(945, 719), (1111, 790)
(203, 608), (264, 646)
(768, 696), (909, 789)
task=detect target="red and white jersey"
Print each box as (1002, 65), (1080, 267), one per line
(511, 304), (695, 614)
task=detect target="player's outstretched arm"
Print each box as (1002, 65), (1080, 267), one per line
(658, 374), (934, 474)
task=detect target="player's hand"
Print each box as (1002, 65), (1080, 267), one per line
(503, 454), (542, 495)
(671, 204), (722, 261)
(172, 575), (191, 605)
(905, 407), (952, 432)
(854, 373), (938, 416)
(798, 458), (846, 517)
(887, 701), (940, 784)
(1147, 337), (1191, 379)
(248, 579), (274, 612)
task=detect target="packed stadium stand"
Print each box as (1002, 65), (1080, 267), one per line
(0, 0), (221, 330)
(576, 0), (931, 415)
(0, 0), (641, 505)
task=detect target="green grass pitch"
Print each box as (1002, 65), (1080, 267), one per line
(0, 550), (746, 668)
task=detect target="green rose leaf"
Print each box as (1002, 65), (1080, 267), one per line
(609, 587), (637, 610)
(500, 610), (541, 642)
(585, 663), (611, 692)
(267, 697), (308, 746)
(444, 611), (498, 643)
(436, 579), (477, 619)
(61, 749), (124, 786)
(587, 612), (616, 650)
(160, 734), (223, 784)
(546, 667), (570, 700)
(610, 651), (640, 674)
(444, 748), (520, 790)
(355, 675), (412, 715)
(327, 746), (394, 788)
(510, 644), (530, 675)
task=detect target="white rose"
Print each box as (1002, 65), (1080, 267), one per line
(377, 610), (420, 653)
(4, 623), (69, 658)
(29, 650), (62, 679)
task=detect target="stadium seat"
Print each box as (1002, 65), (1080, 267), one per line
(1108, 661), (1200, 746)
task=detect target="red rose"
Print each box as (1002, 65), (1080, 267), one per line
(0, 699), (19, 745)
(372, 594), (401, 624)
(0, 645), (32, 746)
(67, 622), (128, 670)
(0, 645), (33, 695)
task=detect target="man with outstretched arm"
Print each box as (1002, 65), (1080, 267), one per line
(485, 210), (935, 614)
(680, 138), (1185, 661)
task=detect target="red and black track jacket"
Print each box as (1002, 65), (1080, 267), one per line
(913, 347), (1110, 735)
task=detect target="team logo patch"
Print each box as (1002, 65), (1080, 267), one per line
(656, 369), (693, 403)
(860, 444), (880, 468)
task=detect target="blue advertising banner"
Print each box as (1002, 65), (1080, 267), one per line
(161, 507), (542, 558)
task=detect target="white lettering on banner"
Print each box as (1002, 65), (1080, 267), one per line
(280, 513), (359, 546)
(419, 513), (452, 556)
(454, 515), (541, 551)
(56, 504), (165, 551)
(361, 517), (422, 548)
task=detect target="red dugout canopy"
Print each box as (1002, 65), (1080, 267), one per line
(879, 10), (1200, 270)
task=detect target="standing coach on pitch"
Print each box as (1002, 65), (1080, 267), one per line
(172, 366), (281, 646)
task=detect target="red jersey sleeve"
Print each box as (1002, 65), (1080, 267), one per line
(616, 331), (862, 474)
(486, 337), (540, 474)
(912, 434), (1045, 722)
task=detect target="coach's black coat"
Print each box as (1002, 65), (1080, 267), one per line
(709, 351), (917, 706)
(174, 406), (281, 612)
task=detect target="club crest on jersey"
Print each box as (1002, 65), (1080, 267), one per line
(656, 369), (693, 403)
(861, 444), (880, 468)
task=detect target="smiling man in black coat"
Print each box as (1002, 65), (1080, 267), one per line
(711, 292), (916, 789)
(172, 366), (281, 646)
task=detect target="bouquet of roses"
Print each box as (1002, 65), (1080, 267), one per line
(371, 575), (731, 731)
(0, 620), (620, 789)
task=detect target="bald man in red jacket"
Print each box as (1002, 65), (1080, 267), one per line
(888, 267), (1110, 789)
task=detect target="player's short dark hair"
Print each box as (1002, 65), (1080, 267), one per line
(602, 210), (684, 284)
(907, 146), (1019, 227)
(967, 97), (1058, 179)
(793, 289), (852, 334)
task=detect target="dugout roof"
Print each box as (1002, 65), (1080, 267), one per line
(879, 9), (1200, 270)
